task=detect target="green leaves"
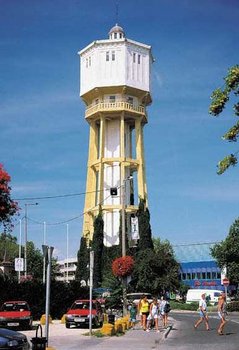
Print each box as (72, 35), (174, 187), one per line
(217, 154), (238, 175)
(209, 65), (239, 174)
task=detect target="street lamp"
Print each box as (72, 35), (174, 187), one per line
(121, 176), (133, 257)
(121, 175), (133, 316)
(24, 202), (38, 278)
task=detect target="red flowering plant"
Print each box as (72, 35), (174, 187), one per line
(0, 164), (19, 230)
(112, 255), (134, 278)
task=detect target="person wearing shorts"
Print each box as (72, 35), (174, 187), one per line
(217, 292), (227, 335)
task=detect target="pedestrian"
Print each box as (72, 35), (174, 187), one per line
(160, 295), (171, 328)
(146, 298), (160, 332)
(129, 303), (137, 329)
(194, 293), (210, 331)
(138, 294), (150, 331)
(217, 292), (227, 335)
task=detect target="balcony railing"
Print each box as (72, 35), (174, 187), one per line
(85, 101), (146, 118)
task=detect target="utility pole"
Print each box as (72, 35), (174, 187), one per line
(24, 202), (38, 278)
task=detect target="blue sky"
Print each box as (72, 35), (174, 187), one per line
(1, 0), (239, 260)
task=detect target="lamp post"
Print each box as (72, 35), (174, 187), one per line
(24, 202), (38, 278)
(121, 175), (133, 315)
(121, 176), (133, 257)
(42, 245), (54, 346)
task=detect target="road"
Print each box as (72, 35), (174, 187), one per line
(20, 312), (239, 350)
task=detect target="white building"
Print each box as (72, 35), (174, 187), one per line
(56, 257), (77, 282)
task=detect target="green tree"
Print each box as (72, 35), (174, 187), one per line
(211, 218), (239, 288)
(75, 236), (89, 284)
(136, 199), (154, 251)
(91, 211), (104, 288)
(0, 164), (19, 230)
(130, 238), (179, 295)
(209, 65), (239, 174)
(0, 233), (18, 262)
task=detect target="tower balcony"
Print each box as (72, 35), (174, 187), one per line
(85, 101), (147, 120)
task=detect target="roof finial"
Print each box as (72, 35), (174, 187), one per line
(115, 1), (119, 25)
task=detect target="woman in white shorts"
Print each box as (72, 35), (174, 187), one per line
(146, 298), (159, 332)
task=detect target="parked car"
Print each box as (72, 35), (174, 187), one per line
(0, 328), (29, 349)
(0, 301), (33, 330)
(186, 289), (231, 305)
(65, 299), (104, 328)
(126, 293), (153, 306)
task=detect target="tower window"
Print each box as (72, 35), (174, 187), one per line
(133, 53), (136, 63)
(109, 96), (115, 103)
(138, 54), (141, 64)
(106, 51), (109, 61)
(114, 33), (117, 39)
(112, 51), (115, 61)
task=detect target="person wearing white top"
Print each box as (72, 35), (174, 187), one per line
(194, 293), (210, 331)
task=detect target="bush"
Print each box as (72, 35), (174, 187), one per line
(170, 300), (198, 311)
(227, 301), (239, 312)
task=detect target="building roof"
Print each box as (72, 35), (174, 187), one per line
(173, 242), (217, 263)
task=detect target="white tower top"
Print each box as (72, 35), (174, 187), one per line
(79, 25), (153, 104)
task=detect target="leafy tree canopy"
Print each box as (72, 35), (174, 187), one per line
(0, 233), (18, 262)
(211, 217), (239, 287)
(209, 65), (239, 174)
(0, 164), (19, 230)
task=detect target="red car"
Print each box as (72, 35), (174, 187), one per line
(65, 299), (103, 328)
(0, 301), (33, 330)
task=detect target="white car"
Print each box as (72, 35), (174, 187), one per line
(127, 293), (153, 306)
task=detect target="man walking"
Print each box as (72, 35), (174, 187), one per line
(217, 292), (227, 335)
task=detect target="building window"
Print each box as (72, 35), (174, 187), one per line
(95, 99), (99, 105)
(187, 273), (191, 280)
(106, 51), (109, 61)
(114, 32), (117, 39)
(196, 272), (201, 279)
(192, 273), (196, 279)
(133, 53), (136, 63)
(217, 272), (221, 279)
(119, 33), (122, 38)
(86, 58), (88, 68)
(206, 272), (211, 279)
(89, 56), (91, 66)
(112, 51), (115, 61)
(182, 273), (186, 280)
(212, 272), (217, 279)
(202, 272), (206, 279)
(138, 54), (141, 64)
(109, 95), (115, 103)
(127, 96), (133, 105)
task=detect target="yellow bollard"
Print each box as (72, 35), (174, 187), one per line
(40, 314), (53, 325)
(100, 323), (115, 336)
(61, 314), (66, 324)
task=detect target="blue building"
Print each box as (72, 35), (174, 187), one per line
(173, 242), (224, 291)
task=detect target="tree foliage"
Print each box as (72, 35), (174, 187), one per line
(209, 65), (239, 174)
(0, 164), (19, 230)
(129, 238), (179, 295)
(91, 211), (104, 288)
(75, 236), (89, 284)
(136, 199), (154, 251)
(0, 233), (18, 262)
(211, 218), (239, 287)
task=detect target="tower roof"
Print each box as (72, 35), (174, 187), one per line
(108, 23), (125, 39)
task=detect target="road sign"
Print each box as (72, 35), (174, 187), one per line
(15, 258), (24, 272)
(222, 278), (230, 286)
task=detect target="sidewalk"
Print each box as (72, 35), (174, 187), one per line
(79, 323), (172, 350)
